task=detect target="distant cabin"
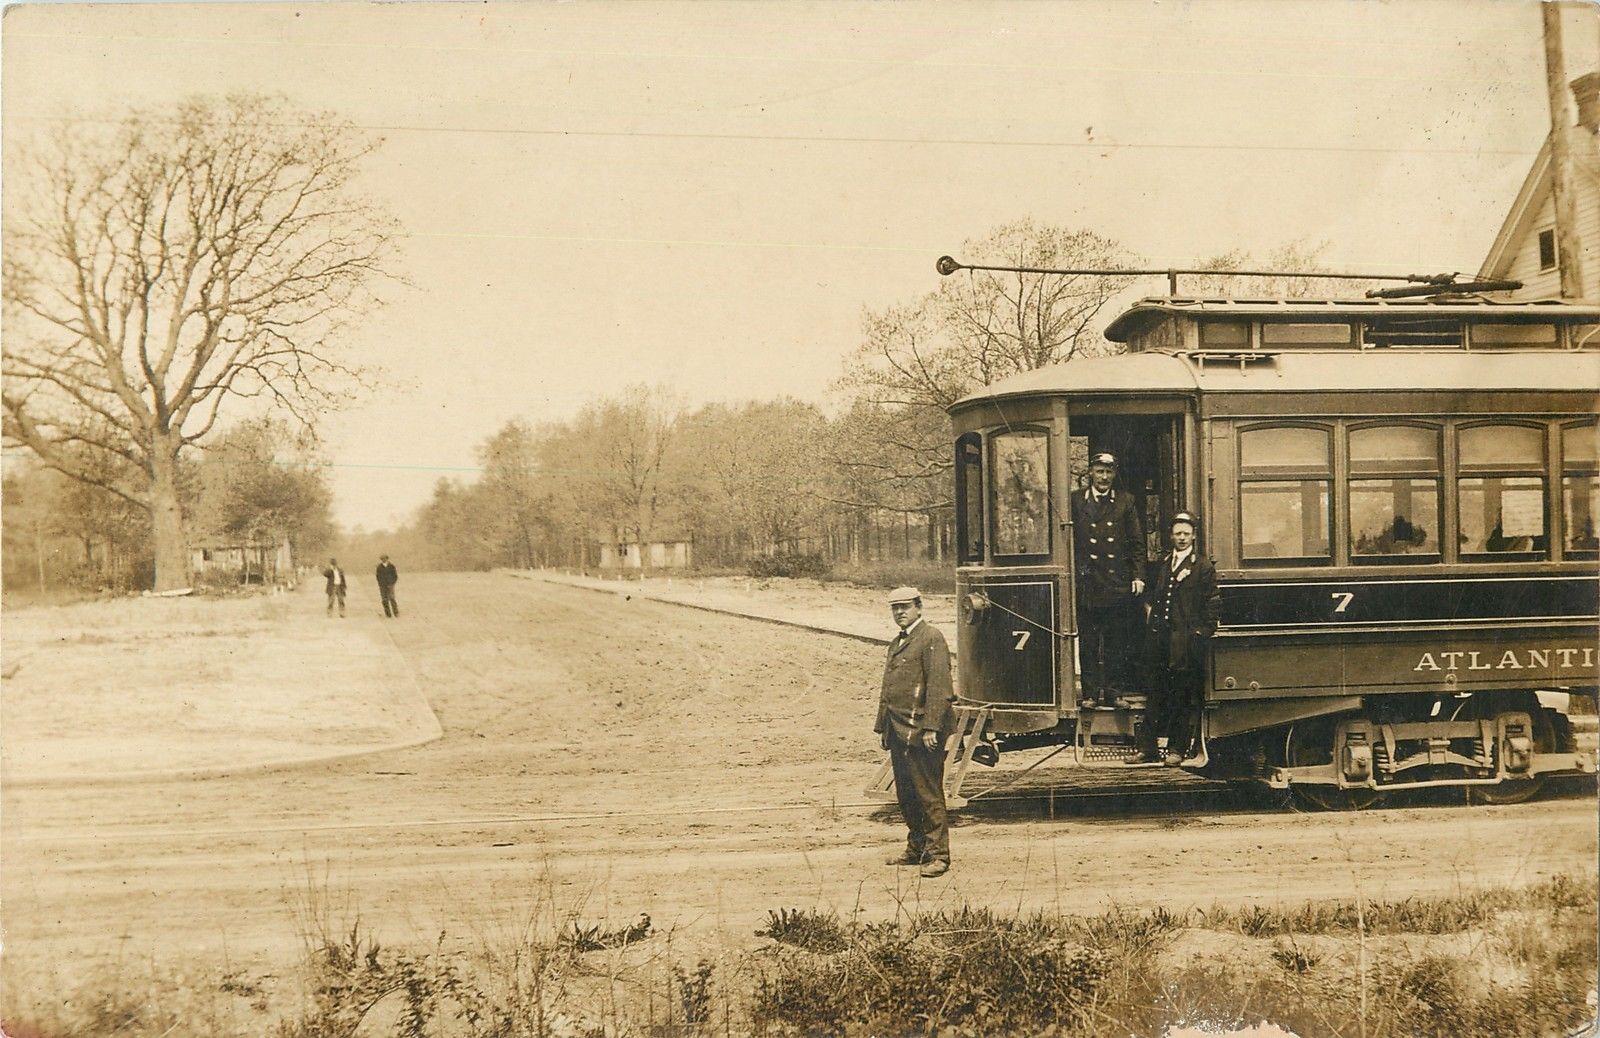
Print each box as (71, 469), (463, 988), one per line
(596, 529), (693, 570)
(191, 537), (295, 585)
(1480, 71), (1600, 301)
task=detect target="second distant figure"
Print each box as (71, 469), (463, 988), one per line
(376, 554), (400, 618)
(323, 558), (348, 618)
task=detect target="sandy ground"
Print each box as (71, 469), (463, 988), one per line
(2, 573), (1595, 1004)
(1, 590), (439, 782)
(519, 569), (958, 645)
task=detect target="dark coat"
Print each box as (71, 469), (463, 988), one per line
(1071, 488), (1146, 608)
(376, 562), (398, 588)
(875, 620), (956, 739)
(1145, 550), (1220, 670)
(322, 566), (347, 592)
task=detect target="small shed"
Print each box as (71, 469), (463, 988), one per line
(191, 537), (295, 585)
(596, 528), (693, 570)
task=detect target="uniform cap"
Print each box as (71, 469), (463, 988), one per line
(1089, 452), (1117, 467)
(887, 586), (922, 605)
(1171, 512), (1198, 529)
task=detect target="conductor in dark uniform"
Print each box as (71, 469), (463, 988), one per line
(1130, 513), (1221, 766)
(874, 586), (956, 878)
(1071, 452), (1146, 707)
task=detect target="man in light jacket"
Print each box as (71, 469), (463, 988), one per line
(322, 558), (348, 618)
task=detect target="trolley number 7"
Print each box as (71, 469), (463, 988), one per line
(1330, 591), (1355, 614)
(1011, 630), (1032, 650)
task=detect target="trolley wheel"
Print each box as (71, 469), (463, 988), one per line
(1285, 718), (1379, 812)
(1468, 708), (1559, 806)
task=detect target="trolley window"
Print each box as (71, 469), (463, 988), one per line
(1457, 423), (1547, 559)
(1200, 321), (1250, 349)
(1471, 323), (1557, 348)
(1562, 420), (1598, 559)
(1261, 322), (1355, 347)
(1349, 424), (1441, 562)
(955, 433), (985, 563)
(990, 429), (1051, 559)
(1239, 425), (1332, 565)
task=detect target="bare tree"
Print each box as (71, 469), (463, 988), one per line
(840, 219), (1138, 422)
(566, 385), (684, 574)
(3, 94), (398, 589)
(478, 419), (546, 568)
(192, 417), (335, 570)
(677, 398), (829, 558)
(1184, 240), (1375, 298)
(834, 219), (1136, 502)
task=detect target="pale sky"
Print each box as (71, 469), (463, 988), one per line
(4, 1), (1596, 530)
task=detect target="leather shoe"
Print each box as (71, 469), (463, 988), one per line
(919, 860), (949, 878)
(885, 852), (922, 866)
(1124, 752), (1160, 765)
(1163, 751), (1184, 767)
(1112, 697), (1136, 709)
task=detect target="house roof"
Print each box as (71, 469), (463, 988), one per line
(1479, 131), (1600, 282)
(1480, 135), (1554, 282)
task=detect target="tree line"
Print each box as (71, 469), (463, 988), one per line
(403, 231), (1352, 576)
(2, 91), (1354, 591)
(3, 416), (334, 593)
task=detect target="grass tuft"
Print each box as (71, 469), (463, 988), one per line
(754, 908), (849, 953)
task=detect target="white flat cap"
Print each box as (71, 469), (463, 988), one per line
(887, 586), (921, 604)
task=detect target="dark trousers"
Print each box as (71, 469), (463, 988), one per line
(1140, 663), (1205, 757)
(888, 729), (949, 864)
(1078, 599), (1137, 699)
(379, 586), (399, 617)
(326, 586), (346, 616)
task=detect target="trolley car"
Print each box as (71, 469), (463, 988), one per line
(945, 293), (1599, 808)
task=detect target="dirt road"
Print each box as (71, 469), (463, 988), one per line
(4, 573), (1594, 981)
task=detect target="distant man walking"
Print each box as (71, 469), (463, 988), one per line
(1129, 513), (1220, 766)
(376, 555), (400, 618)
(874, 586), (956, 878)
(322, 558), (348, 618)
(1071, 451), (1146, 708)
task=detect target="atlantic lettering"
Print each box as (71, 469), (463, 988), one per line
(1415, 647), (1597, 673)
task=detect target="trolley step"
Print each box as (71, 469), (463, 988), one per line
(862, 705), (995, 808)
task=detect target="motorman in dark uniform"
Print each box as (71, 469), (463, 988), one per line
(874, 586), (955, 878)
(1129, 513), (1221, 766)
(1071, 452), (1146, 707)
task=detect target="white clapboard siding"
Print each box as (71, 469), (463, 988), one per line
(1501, 172), (1600, 300)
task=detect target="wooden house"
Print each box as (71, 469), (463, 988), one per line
(1479, 72), (1600, 301)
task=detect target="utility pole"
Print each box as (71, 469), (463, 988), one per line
(1543, 3), (1587, 298)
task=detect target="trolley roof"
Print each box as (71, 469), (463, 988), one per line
(949, 349), (1600, 413)
(1103, 296), (1600, 342)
